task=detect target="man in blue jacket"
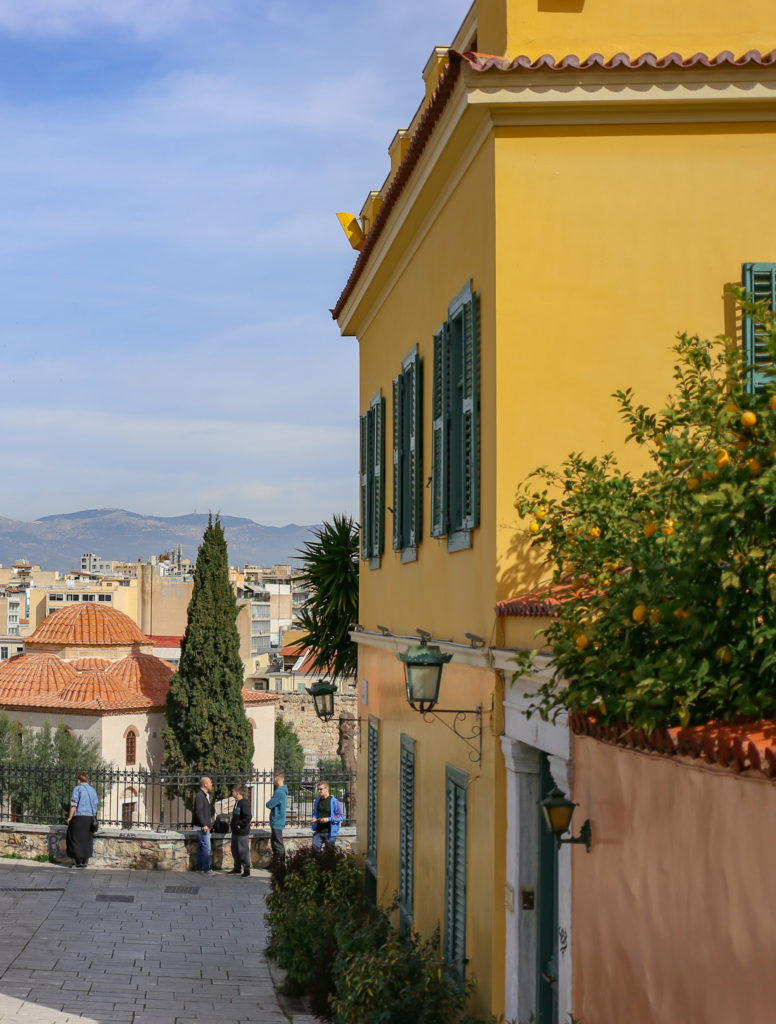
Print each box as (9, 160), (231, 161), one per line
(311, 779), (344, 852)
(266, 771), (288, 864)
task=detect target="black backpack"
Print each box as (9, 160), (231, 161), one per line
(212, 813), (230, 834)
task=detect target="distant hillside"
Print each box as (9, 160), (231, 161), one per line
(0, 509), (318, 573)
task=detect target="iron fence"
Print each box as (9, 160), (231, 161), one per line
(0, 765), (355, 831)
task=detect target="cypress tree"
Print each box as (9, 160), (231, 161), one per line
(162, 515), (253, 781)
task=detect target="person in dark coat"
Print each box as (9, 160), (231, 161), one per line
(66, 770), (99, 868)
(229, 784), (252, 877)
(192, 776), (213, 874)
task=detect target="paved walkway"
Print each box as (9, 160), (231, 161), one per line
(0, 860), (317, 1024)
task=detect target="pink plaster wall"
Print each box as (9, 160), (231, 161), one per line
(572, 734), (776, 1023)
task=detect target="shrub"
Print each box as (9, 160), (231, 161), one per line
(265, 845), (364, 1014)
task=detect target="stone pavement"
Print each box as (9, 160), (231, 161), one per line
(0, 859), (318, 1024)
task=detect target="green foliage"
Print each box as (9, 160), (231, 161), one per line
(514, 297), (776, 731)
(295, 515), (359, 681)
(332, 911), (484, 1024)
(274, 716), (304, 774)
(265, 848), (494, 1023)
(0, 715), (108, 823)
(265, 846), (364, 1015)
(163, 515), (253, 790)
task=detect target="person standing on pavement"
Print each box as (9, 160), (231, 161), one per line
(311, 779), (344, 853)
(66, 770), (99, 868)
(229, 784), (252, 877)
(265, 771), (288, 865)
(192, 775), (213, 874)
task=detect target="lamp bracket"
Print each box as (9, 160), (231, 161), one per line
(557, 818), (592, 853)
(421, 706), (483, 765)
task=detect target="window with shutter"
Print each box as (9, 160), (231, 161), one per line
(393, 347), (422, 561)
(359, 391), (385, 567)
(366, 717), (379, 905)
(742, 263), (776, 393)
(443, 764), (468, 981)
(398, 735), (415, 933)
(431, 282), (479, 551)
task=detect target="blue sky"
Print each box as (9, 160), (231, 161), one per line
(0, 0), (469, 525)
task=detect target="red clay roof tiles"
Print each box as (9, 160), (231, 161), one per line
(0, 653), (78, 698)
(27, 604), (148, 647)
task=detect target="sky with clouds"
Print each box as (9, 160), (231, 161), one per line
(0, 0), (470, 526)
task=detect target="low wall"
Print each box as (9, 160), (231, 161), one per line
(0, 823), (356, 872)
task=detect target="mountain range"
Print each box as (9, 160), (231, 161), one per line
(0, 509), (318, 573)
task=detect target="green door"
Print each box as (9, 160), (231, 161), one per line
(537, 753), (559, 1024)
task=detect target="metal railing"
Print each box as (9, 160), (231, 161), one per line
(0, 766), (355, 831)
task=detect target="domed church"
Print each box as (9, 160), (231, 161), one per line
(0, 604), (276, 773)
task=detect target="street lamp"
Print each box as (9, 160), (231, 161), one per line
(306, 679), (338, 722)
(540, 786), (591, 852)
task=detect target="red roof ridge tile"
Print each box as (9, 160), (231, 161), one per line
(496, 579), (599, 617)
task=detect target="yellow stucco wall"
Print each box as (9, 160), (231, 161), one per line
(357, 645), (506, 1016)
(494, 120), (776, 600)
(477, 0), (776, 61)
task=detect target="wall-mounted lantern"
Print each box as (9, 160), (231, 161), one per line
(306, 679), (338, 722)
(540, 786), (591, 852)
(397, 631), (453, 713)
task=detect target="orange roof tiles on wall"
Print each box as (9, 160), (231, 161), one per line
(0, 653), (78, 698)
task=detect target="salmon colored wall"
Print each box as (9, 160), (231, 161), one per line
(356, 643), (505, 1017)
(572, 735), (776, 1022)
(495, 122), (776, 600)
(476, 0), (776, 61)
(357, 137), (497, 643)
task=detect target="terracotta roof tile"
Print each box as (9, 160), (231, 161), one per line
(148, 635), (183, 647)
(27, 604), (148, 647)
(571, 713), (776, 778)
(0, 653), (77, 699)
(242, 689), (281, 704)
(67, 657), (112, 672)
(103, 653), (174, 703)
(58, 671), (139, 709)
(496, 581), (599, 617)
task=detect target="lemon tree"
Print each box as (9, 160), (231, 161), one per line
(514, 296), (776, 732)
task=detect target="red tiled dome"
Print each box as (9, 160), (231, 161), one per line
(0, 653), (78, 699)
(103, 653), (173, 703)
(58, 671), (139, 708)
(27, 604), (148, 647)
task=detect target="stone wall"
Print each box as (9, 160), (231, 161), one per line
(275, 691), (360, 767)
(0, 822), (356, 872)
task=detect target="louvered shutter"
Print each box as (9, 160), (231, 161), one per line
(431, 324), (448, 538)
(366, 718), (379, 904)
(461, 289), (479, 530)
(359, 412), (369, 560)
(742, 263), (776, 393)
(443, 766), (468, 981)
(392, 374), (403, 551)
(406, 349), (422, 548)
(398, 735), (415, 933)
(372, 394), (385, 560)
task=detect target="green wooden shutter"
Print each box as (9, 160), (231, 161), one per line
(443, 765), (468, 981)
(461, 289), (479, 530)
(431, 324), (448, 538)
(398, 734), (415, 933)
(373, 394), (385, 561)
(392, 375), (403, 551)
(406, 349), (422, 549)
(366, 718), (379, 904)
(742, 263), (776, 393)
(359, 411), (370, 560)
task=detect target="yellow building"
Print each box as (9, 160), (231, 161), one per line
(333, 0), (776, 1018)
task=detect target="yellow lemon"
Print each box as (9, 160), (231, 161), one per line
(741, 410), (757, 428)
(529, 522), (540, 534)
(770, 395), (776, 411)
(535, 506), (547, 519)
(644, 522), (657, 538)
(575, 633), (590, 651)
(632, 604), (648, 623)
(715, 449), (730, 468)
(718, 647), (733, 665)
(747, 457), (763, 476)
(726, 402), (739, 414)
(661, 520), (675, 536)
(673, 608), (690, 621)
(589, 525), (601, 539)
(686, 477), (700, 492)
(649, 608), (662, 625)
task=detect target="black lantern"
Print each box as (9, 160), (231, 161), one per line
(397, 636), (453, 713)
(306, 679), (337, 722)
(540, 786), (591, 852)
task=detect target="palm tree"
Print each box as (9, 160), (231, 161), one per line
(295, 515), (359, 681)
